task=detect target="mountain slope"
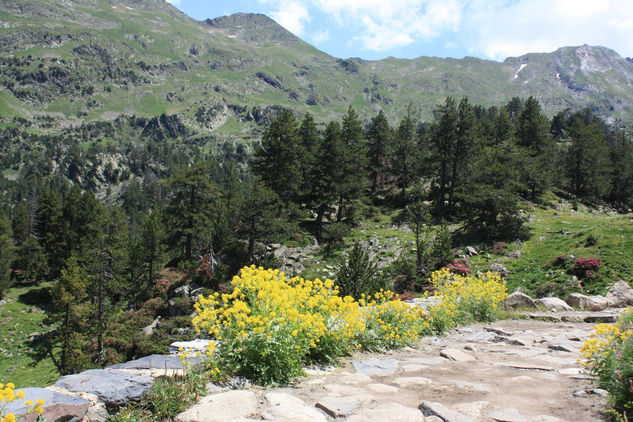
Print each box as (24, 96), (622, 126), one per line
(1, 0), (633, 139)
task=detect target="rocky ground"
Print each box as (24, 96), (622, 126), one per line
(176, 310), (620, 422)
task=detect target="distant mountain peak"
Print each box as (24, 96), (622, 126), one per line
(205, 13), (302, 46)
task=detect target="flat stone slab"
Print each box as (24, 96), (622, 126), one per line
(316, 398), (359, 417)
(169, 339), (217, 354)
(54, 369), (154, 406)
(366, 383), (398, 393)
(352, 358), (399, 376)
(263, 392), (327, 422)
(487, 407), (528, 422)
(4, 387), (91, 422)
(496, 362), (554, 372)
(175, 391), (258, 422)
(391, 377), (433, 388)
(349, 403), (425, 422)
(420, 401), (476, 422)
(108, 354), (202, 370)
(448, 380), (492, 392)
(440, 348), (476, 362)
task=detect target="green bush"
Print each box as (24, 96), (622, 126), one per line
(336, 242), (383, 300)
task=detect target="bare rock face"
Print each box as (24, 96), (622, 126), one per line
(3, 387), (91, 422)
(175, 390), (258, 422)
(488, 263), (509, 278)
(536, 297), (573, 311)
(565, 293), (609, 311)
(504, 292), (537, 309)
(605, 281), (633, 308)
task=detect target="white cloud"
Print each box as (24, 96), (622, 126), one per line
(463, 0), (633, 59)
(256, 0), (633, 58)
(267, 1), (311, 36)
(312, 29), (330, 44)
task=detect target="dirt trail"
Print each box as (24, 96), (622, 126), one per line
(261, 313), (619, 421)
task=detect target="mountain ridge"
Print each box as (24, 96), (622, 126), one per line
(1, 0), (632, 139)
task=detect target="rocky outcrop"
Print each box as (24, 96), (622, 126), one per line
(3, 387), (91, 422)
(54, 369), (154, 406)
(605, 280), (633, 308)
(565, 293), (609, 311)
(504, 292), (537, 309)
(536, 297), (573, 311)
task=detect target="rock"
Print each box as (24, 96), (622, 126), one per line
(175, 391), (258, 422)
(440, 348), (476, 362)
(504, 292), (537, 309)
(419, 401), (476, 422)
(487, 407), (527, 421)
(488, 263), (509, 278)
(535, 297), (573, 311)
(366, 383), (398, 393)
(263, 392), (327, 422)
(452, 401), (490, 417)
(391, 377), (433, 388)
(351, 358), (399, 376)
(142, 316), (161, 336)
(448, 380), (491, 392)
(590, 388), (608, 397)
(3, 387), (91, 422)
(573, 390), (587, 397)
(559, 367), (583, 375)
(316, 398), (358, 418)
(108, 354), (201, 370)
(606, 280), (633, 307)
(349, 403), (425, 422)
(169, 339), (217, 354)
(401, 364), (429, 372)
(466, 246), (478, 256)
(509, 250), (521, 259)
(565, 293), (608, 311)
(54, 369), (154, 406)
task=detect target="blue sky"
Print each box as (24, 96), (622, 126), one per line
(166, 0), (633, 61)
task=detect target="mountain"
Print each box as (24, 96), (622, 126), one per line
(1, 0), (633, 142)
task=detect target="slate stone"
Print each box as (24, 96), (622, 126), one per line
(262, 392), (327, 422)
(391, 377), (433, 388)
(351, 358), (399, 376)
(565, 293), (608, 311)
(419, 401), (476, 422)
(108, 354), (201, 370)
(169, 339), (217, 354)
(440, 348), (476, 362)
(316, 398), (359, 417)
(3, 387), (91, 422)
(535, 297), (573, 311)
(175, 390), (258, 422)
(504, 292), (536, 309)
(487, 407), (528, 422)
(54, 369), (154, 406)
(349, 403), (425, 422)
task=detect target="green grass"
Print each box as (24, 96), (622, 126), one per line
(0, 282), (60, 387)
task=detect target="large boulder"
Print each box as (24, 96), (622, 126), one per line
(3, 387), (91, 422)
(503, 292), (537, 309)
(108, 354), (201, 370)
(536, 297), (573, 311)
(565, 293), (609, 311)
(54, 369), (154, 406)
(606, 281), (633, 308)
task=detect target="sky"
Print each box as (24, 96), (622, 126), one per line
(165, 0), (633, 62)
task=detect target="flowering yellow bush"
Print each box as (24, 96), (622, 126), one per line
(0, 382), (44, 422)
(428, 268), (507, 331)
(581, 309), (633, 413)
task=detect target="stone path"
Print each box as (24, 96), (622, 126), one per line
(178, 313), (620, 422)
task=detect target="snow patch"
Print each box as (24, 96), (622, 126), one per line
(514, 63), (527, 79)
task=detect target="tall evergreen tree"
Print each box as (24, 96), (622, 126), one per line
(390, 104), (419, 200)
(366, 110), (392, 195)
(337, 106), (368, 221)
(0, 211), (15, 298)
(253, 109), (304, 204)
(431, 97), (458, 212)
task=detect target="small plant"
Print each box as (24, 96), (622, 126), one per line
(546, 254), (570, 269)
(0, 382), (45, 422)
(571, 257), (602, 280)
(492, 242), (508, 254)
(336, 242), (383, 300)
(446, 259), (471, 275)
(581, 308), (633, 417)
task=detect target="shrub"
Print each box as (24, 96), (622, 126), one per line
(336, 242), (383, 300)
(571, 258), (602, 279)
(492, 242), (508, 254)
(446, 259), (471, 275)
(581, 308), (633, 416)
(428, 268), (507, 328)
(193, 266), (430, 385)
(547, 255), (570, 269)
(382, 256), (419, 293)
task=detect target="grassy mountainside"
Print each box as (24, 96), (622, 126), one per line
(1, 0), (633, 142)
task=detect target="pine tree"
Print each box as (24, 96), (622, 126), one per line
(337, 106), (368, 221)
(36, 190), (66, 278)
(431, 97), (458, 212)
(366, 110), (392, 195)
(390, 103), (419, 200)
(141, 208), (166, 286)
(253, 109), (304, 204)
(0, 211), (15, 298)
